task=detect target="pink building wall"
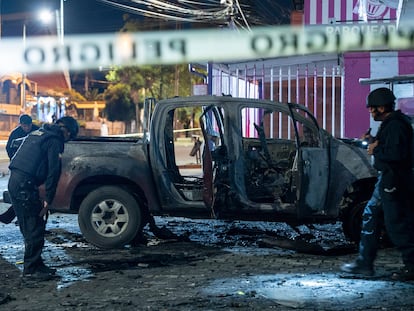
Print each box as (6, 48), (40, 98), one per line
(304, 0), (402, 138)
(344, 51), (414, 138)
(398, 51), (414, 75)
(304, 0), (397, 24)
(343, 52), (371, 138)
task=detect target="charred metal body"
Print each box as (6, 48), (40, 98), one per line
(28, 96), (376, 248)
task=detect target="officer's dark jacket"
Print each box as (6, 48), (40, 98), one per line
(9, 124), (65, 204)
(373, 110), (413, 190)
(6, 124), (40, 159)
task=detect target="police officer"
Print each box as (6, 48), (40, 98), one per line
(341, 88), (414, 281)
(5, 114), (39, 159)
(0, 114), (40, 224)
(8, 116), (79, 281)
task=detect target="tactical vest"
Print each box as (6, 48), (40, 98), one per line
(9, 129), (63, 183)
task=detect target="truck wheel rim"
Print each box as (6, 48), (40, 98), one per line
(90, 199), (129, 237)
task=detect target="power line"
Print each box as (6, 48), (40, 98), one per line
(98, 0), (292, 27)
(99, 0), (232, 23)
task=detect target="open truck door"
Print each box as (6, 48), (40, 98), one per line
(288, 103), (329, 217)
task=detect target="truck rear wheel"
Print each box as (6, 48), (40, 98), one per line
(341, 199), (366, 243)
(78, 186), (141, 249)
(341, 197), (392, 247)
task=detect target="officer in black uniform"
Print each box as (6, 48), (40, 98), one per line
(341, 88), (414, 281)
(0, 114), (39, 224)
(5, 114), (39, 159)
(8, 116), (79, 281)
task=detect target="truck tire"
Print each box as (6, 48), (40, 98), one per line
(341, 197), (392, 247)
(341, 199), (366, 243)
(78, 186), (141, 249)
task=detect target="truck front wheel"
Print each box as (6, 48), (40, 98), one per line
(78, 186), (141, 249)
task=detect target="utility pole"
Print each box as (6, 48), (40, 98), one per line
(21, 23), (27, 111)
(60, 0), (64, 44)
(56, 0), (65, 44)
(0, 0), (2, 38)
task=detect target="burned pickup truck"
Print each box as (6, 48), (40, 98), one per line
(48, 96), (376, 249)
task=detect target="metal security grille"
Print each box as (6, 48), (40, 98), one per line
(212, 57), (345, 138)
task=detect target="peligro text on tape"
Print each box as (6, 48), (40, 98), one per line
(0, 23), (414, 74)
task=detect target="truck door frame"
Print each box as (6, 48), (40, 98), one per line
(199, 105), (225, 211)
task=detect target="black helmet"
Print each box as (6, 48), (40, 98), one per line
(366, 87), (396, 108)
(19, 114), (33, 125)
(56, 116), (79, 139)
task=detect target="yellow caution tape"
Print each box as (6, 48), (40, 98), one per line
(0, 23), (413, 74)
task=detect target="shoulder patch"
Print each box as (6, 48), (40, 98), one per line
(31, 130), (44, 136)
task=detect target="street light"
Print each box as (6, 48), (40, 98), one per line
(21, 1), (65, 111)
(39, 0), (65, 44)
(39, 9), (54, 25)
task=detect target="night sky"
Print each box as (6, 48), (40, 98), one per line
(1, 0), (293, 37)
(1, 0), (126, 37)
(1, 0), (293, 92)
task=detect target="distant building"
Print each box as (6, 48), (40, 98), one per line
(0, 71), (71, 139)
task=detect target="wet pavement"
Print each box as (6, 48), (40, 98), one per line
(2, 211), (414, 310)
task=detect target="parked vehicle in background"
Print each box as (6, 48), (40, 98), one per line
(27, 96), (377, 249)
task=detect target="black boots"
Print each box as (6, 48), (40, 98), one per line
(340, 260), (375, 276)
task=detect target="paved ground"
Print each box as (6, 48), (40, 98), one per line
(1, 206), (414, 310)
(0, 140), (9, 164)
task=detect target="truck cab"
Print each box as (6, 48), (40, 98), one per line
(144, 96), (376, 244)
